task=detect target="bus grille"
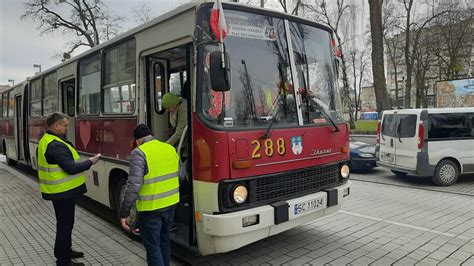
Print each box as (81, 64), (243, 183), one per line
(251, 164), (339, 203)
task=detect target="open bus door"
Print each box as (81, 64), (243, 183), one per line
(145, 46), (196, 250)
(15, 94), (24, 162)
(60, 79), (76, 142)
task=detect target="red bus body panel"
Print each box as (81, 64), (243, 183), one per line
(192, 115), (349, 183)
(0, 119), (14, 138)
(28, 118), (46, 141)
(75, 118), (137, 160)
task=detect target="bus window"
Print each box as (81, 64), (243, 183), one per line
(200, 10), (298, 127)
(0, 93), (3, 118)
(30, 78), (42, 117)
(62, 84), (75, 117)
(43, 72), (58, 116)
(2, 92), (7, 118)
(289, 22), (343, 125)
(8, 90), (14, 117)
(103, 39), (136, 114)
(78, 53), (101, 115)
(169, 72), (187, 96)
(154, 62), (166, 114)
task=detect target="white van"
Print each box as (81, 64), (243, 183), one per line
(377, 108), (474, 186)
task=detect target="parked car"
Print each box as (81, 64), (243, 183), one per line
(377, 107), (474, 186)
(350, 138), (377, 170)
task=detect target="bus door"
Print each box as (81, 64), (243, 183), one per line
(147, 57), (169, 140)
(145, 46), (195, 248)
(61, 79), (76, 142)
(15, 94), (24, 161)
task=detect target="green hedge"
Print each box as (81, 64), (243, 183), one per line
(351, 120), (377, 134)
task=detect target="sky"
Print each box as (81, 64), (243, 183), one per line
(0, 0), (371, 86)
(0, 0), (188, 86)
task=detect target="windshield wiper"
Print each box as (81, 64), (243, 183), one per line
(260, 94), (284, 139)
(310, 97), (340, 132)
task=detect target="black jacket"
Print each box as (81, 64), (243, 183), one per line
(41, 132), (92, 201)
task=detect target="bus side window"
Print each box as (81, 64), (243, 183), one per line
(154, 62), (166, 114)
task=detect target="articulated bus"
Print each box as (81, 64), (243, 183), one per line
(0, 1), (351, 255)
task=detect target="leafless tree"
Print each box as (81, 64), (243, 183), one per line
(277, 0), (303, 15)
(368, 0), (391, 113)
(132, 2), (153, 24)
(383, 0), (404, 109)
(396, 0), (447, 108)
(22, 0), (122, 57)
(429, 1), (473, 80)
(348, 48), (370, 120)
(302, 0), (355, 129)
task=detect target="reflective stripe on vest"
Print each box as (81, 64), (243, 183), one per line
(37, 133), (86, 194)
(136, 139), (179, 212)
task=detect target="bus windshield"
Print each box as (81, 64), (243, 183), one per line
(199, 8), (343, 128)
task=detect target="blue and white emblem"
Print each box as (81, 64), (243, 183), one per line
(291, 136), (303, 155)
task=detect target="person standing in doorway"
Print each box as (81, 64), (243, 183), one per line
(162, 88), (188, 159)
(38, 112), (100, 266)
(120, 124), (179, 266)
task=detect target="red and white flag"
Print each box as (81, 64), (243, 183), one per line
(210, 0), (227, 42)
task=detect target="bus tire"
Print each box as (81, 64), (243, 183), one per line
(114, 178), (140, 239)
(390, 170), (407, 177)
(5, 146), (17, 166)
(432, 159), (458, 186)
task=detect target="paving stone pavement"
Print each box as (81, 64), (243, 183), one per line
(0, 160), (151, 265)
(178, 174), (473, 265)
(350, 167), (474, 196)
(1, 155), (473, 266)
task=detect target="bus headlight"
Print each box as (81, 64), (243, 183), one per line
(340, 164), (350, 178)
(232, 185), (248, 204)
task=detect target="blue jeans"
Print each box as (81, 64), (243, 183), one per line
(139, 208), (175, 266)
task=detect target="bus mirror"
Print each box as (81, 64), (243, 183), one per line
(210, 50), (231, 92)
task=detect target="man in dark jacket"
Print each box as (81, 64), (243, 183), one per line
(120, 124), (179, 266)
(38, 112), (100, 266)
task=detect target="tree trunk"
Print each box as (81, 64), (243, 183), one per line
(352, 53), (358, 121)
(336, 35), (355, 129)
(403, 0), (414, 108)
(394, 65), (399, 108)
(369, 0), (391, 113)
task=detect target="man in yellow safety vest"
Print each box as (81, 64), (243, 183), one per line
(38, 112), (100, 266)
(120, 124), (179, 266)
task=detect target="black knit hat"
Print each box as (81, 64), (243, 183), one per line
(133, 124), (152, 140)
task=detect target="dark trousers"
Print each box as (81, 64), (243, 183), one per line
(139, 208), (175, 266)
(52, 198), (76, 266)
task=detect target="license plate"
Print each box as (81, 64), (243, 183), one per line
(381, 153), (394, 163)
(294, 197), (324, 215)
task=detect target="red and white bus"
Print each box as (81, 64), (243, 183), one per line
(1, 1), (351, 255)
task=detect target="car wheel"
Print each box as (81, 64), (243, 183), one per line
(432, 160), (458, 186)
(391, 170), (407, 177)
(115, 178), (140, 239)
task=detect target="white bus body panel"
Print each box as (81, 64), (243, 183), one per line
(194, 180), (351, 255)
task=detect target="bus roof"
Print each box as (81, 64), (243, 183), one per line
(25, 0), (333, 81)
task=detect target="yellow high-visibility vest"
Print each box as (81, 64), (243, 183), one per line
(137, 139), (179, 212)
(37, 133), (86, 194)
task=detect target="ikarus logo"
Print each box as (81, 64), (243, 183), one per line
(291, 136), (303, 155)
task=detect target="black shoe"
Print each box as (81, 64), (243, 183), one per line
(71, 263), (85, 266)
(71, 250), (84, 259)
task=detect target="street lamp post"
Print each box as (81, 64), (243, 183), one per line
(33, 64), (42, 74)
(7, 79), (14, 86)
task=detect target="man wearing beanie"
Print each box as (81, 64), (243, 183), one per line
(119, 124), (179, 266)
(162, 89), (188, 158)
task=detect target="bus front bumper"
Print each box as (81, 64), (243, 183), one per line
(202, 181), (351, 253)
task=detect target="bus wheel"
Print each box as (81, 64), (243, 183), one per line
(5, 147), (17, 166)
(390, 170), (407, 177)
(114, 178), (140, 239)
(432, 160), (458, 186)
